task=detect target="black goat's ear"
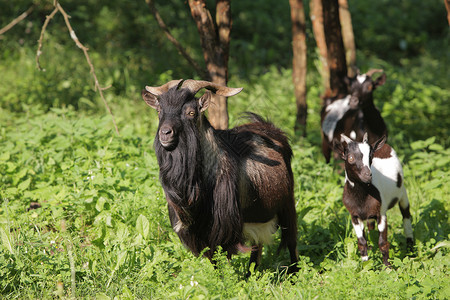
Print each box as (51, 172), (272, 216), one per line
(374, 73), (386, 88)
(343, 76), (352, 89)
(141, 89), (159, 110)
(333, 138), (346, 160)
(198, 91), (212, 112)
(372, 135), (386, 152)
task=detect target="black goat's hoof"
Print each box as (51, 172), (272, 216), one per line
(287, 264), (300, 274)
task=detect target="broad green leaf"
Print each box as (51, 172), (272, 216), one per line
(430, 240), (450, 252)
(0, 226), (14, 255)
(18, 178), (31, 191)
(48, 157), (56, 165)
(410, 136), (436, 150)
(6, 162), (16, 172)
(16, 168), (28, 180)
(115, 223), (129, 243)
(60, 161), (73, 170)
(95, 293), (111, 300)
(429, 143), (444, 152)
(115, 251), (127, 270)
(92, 173), (104, 185)
(0, 152), (10, 161)
(136, 214), (150, 239)
(95, 196), (107, 212)
(422, 179), (442, 191)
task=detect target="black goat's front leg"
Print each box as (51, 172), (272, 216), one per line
(398, 197), (414, 251)
(352, 217), (368, 261)
(322, 137), (332, 163)
(367, 219), (375, 232)
(246, 245), (262, 278)
(287, 244), (300, 274)
(378, 215), (391, 267)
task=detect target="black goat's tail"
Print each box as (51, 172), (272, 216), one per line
(240, 112), (273, 126)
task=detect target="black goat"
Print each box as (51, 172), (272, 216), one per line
(141, 79), (299, 274)
(321, 69), (387, 163)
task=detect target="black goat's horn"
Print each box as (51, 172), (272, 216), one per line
(340, 134), (353, 144)
(181, 79), (243, 97)
(145, 79), (183, 96)
(365, 69), (384, 77)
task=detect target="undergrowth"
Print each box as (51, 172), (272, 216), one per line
(0, 0), (448, 298)
(0, 67), (448, 298)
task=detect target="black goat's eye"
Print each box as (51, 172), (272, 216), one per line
(187, 111), (195, 117)
(348, 154), (355, 163)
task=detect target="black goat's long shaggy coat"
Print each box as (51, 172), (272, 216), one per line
(153, 91), (297, 260)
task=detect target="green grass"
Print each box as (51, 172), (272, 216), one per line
(0, 1), (448, 296)
(0, 63), (448, 298)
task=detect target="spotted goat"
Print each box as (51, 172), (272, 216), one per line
(333, 133), (413, 266)
(321, 69), (387, 163)
(141, 79), (299, 274)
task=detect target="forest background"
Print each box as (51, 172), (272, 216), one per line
(0, 0), (449, 298)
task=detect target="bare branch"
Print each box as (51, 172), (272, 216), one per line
(146, 0), (208, 78)
(36, 1), (120, 136)
(36, 7), (58, 71)
(0, 5), (35, 36)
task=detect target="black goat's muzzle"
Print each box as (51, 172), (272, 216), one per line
(159, 125), (178, 150)
(360, 167), (372, 184)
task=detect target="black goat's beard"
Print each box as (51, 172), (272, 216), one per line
(154, 125), (204, 226)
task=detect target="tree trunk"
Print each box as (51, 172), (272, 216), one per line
(322, 0), (347, 97)
(445, 0), (450, 26)
(310, 0), (329, 91)
(188, 0), (231, 129)
(289, 0), (308, 137)
(338, 0), (356, 77)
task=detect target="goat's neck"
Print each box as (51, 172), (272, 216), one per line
(345, 179), (381, 204)
(198, 115), (221, 177)
(360, 97), (376, 111)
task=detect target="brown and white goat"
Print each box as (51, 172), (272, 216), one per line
(321, 69), (388, 163)
(141, 79), (299, 274)
(333, 133), (413, 266)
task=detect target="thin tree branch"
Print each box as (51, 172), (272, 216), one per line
(0, 5), (35, 36)
(36, 7), (58, 71)
(146, 0), (208, 78)
(36, 1), (120, 136)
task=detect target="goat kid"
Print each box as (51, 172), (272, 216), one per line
(141, 79), (299, 274)
(333, 133), (413, 266)
(321, 69), (387, 163)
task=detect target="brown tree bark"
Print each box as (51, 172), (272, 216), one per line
(445, 0), (450, 26)
(188, 0), (232, 129)
(310, 0), (329, 92)
(322, 0), (348, 97)
(289, 0), (308, 137)
(338, 0), (356, 77)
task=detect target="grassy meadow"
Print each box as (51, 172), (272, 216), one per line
(1, 0), (449, 298)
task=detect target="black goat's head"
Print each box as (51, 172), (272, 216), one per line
(333, 133), (386, 184)
(344, 69), (386, 109)
(141, 79), (242, 150)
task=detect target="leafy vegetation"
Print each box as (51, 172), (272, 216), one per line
(1, 0), (448, 298)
